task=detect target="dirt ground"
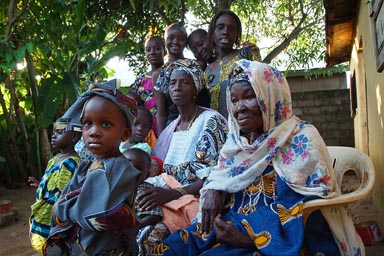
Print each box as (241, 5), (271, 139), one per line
(0, 185), (37, 256)
(1, 185), (384, 256)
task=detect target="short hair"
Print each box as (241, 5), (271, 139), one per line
(137, 106), (152, 127)
(208, 10), (242, 49)
(187, 29), (208, 50)
(165, 23), (187, 41)
(144, 35), (166, 53)
(124, 148), (151, 174)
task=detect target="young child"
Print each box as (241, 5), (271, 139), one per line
(43, 79), (141, 256)
(123, 149), (163, 229)
(28, 117), (81, 253)
(120, 106), (153, 155)
(123, 148), (163, 256)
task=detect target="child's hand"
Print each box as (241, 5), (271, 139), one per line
(27, 176), (39, 187)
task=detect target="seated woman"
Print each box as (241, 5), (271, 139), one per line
(155, 60), (364, 255)
(137, 59), (228, 253)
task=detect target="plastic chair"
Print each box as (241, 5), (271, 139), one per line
(303, 146), (375, 223)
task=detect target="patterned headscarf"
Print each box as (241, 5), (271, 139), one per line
(55, 117), (82, 133)
(161, 58), (207, 93)
(201, 60), (336, 199)
(62, 79), (137, 128)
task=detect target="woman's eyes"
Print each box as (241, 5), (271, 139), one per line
(246, 94), (255, 99)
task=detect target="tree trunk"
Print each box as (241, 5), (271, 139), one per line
(0, 81), (26, 181)
(8, 76), (37, 180)
(215, 0), (233, 13)
(39, 128), (51, 175)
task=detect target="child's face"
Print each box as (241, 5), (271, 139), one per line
(130, 109), (151, 143)
(51, 122), (75, 151)
(165, 27), (187, 57)
(145, 38), (165, 67)
(81, 96), (131, 158)
(149, 158), (162, 177)
(189, 33), (212, 63)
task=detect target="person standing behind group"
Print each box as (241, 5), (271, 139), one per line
(187, 28), (259, 71)
(28, 117), (81, 253)
(131, 36), (166, 137)
(153, 23), (188, 135)
(43, 80), (141, 256)
(206, 9), (261, 118)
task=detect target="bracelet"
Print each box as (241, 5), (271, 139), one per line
(174, 187), (187, 196)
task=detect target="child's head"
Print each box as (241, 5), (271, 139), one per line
(164, 23), (187, 58)
(123, 148), (151, 183)
(61, 80), (137, 159)
(130, 106), (152, 144)
(144, 36), (165, 68)
(51, 117), (82, 151)
(127, 91), (144, 106)
(208, 9), (242, 50)
(149, 156), (163, 177)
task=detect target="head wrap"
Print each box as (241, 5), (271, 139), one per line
(62, 79), (137, 128)
(201, 59), (335, 199)
(55, 117), (82, 133)
(150, 156), (164, 173)
(162, 58), (207, 93)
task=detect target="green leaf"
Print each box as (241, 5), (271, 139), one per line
(88, 42), (129, 74)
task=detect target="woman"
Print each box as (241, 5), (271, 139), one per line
(137, 59), (228, 254)
(153, 24), (188, 135)
(206, 10), (261, 118)
(131, 36), (166, 137)
(156, 60), (364, 255)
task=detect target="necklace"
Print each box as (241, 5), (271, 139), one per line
(218, 50), (237, 66)
(177, 108), (198, 131)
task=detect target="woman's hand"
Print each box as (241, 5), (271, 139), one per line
(201, 189), (222, 234)
(137, 187), (179, 211)
(214, 215), (255, 248)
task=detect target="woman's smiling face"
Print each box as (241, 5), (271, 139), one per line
(230, 81), (263, 135)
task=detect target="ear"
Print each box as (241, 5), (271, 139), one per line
(122, 127), (132, 142)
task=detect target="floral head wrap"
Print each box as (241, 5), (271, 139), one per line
(162, 58), (207, 93)
(62, 79), (137, 128)
(201, 60), (336, 199)
(227, 60), (293, 132)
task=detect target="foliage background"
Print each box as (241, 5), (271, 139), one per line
(0, 0), (346, 185)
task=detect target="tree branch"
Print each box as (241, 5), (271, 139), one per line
(5, 0), (28, 41)
(154, 2), (171, 25)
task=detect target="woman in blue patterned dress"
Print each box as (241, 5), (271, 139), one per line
(154, 60), (364, 256)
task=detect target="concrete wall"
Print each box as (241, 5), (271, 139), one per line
(350, 1), (384, 218)
(287, 73), (355, 147)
